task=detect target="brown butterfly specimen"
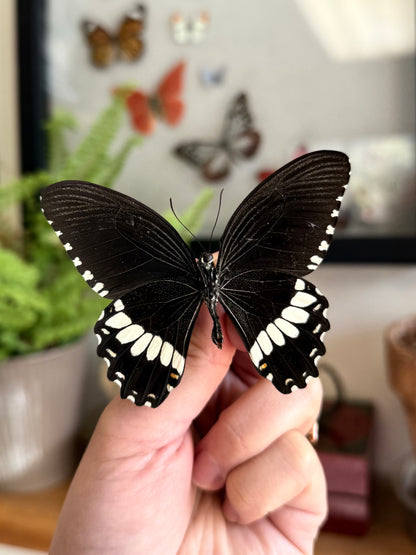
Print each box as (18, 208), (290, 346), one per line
(82, 5), (146, 68)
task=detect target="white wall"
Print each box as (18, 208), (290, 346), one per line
(314, 264), (416, 476)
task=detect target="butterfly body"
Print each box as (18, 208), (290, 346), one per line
(41, 150), (350, 408)
(197, 253), (223, 347)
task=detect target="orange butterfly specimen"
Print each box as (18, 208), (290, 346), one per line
(82, 5), (146, 68)
(124, 61), (186, 135)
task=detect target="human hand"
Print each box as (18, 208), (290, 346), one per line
(50, 304), (326, 555)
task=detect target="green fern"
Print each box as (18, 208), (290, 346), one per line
(0, 96), (214, 361)
(58, 96), (125, 181)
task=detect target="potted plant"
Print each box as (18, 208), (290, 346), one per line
(0, 96), (213, 490)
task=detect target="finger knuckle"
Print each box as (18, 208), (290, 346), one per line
(226, 471), (258, 519)
(218, 409), (251, 456)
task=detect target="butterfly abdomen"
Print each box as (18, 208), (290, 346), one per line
(197, 253), (223, 348)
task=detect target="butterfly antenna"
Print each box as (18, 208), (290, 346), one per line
(169, 198), (206, 253)
(208, 188), (224, 253)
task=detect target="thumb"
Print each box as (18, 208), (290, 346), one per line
(98, 304), (236, 447)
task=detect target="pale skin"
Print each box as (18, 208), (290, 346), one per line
(50, 305), (327, 555)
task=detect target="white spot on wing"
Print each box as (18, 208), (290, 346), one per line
(64, 242), (72, 251)
(326, 224), (335, 235)
(73, 257), (82, 267)
(282, 306), (309, 324)
(291, 291), (316, 308)
(257, 330), (273, 355)
(310, 255), (323, 265)
(131, 333), (153, 356)
(318, 240), (329, 251)
(106, 312), (132, 329)
(146, 335), (163, 361)
(172, 351), (185, 375)
(295, 279), (305, 291)
(93, 282), (104, 293)
(160, 342), (174, 366)
(95, 333), (102, 344)
(82, 270), (94, 281)
(114, 299), (125, 312)
(331, 209), (339, 218)
(275, 318), (299, 338)
(116, 324), (144, 344)
(99, 290), (109, 297)
(266, 322), (285, 346)
(249, 341), (263, 367)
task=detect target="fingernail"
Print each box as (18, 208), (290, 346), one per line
(223, 498), (239, 523)
(193, 450), (224, 490)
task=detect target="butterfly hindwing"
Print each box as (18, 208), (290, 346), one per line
(174, 143), (231, 181)
(219, 270), (329, 392)
(96, 279), (202, 407)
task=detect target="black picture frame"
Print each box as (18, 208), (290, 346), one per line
(16, 0), (416, 263)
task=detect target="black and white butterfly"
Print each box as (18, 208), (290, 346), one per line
(174, 93), (261, 182)
(40, 150), (350, 408)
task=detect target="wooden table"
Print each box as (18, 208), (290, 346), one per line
(0, 480), (415, 553)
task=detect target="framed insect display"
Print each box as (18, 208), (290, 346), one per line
(17, 0), (416, 263)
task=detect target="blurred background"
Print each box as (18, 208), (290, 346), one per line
(0, 0), (415, 551)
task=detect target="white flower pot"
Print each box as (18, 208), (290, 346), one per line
(0, 336), (89, 491)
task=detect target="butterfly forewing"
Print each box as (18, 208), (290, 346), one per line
(41, 181), (199, 299)
(217, 150), (350, 277)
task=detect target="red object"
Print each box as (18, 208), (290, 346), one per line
(316, 400), (374, 535)
(125, 61), (185, 135)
